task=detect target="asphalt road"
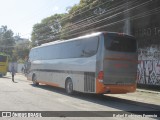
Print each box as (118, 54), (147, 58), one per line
(0, 73), (159, 120)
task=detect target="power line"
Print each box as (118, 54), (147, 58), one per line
(62, 0), (139, 31)
(36, 0), (152, 42)
(29, 0), (134, 37)
(32, 0), (121, 33)
(59, 0), (113, 22)
(0, 0), (155, 45)
(33, 0), (149, 38)
(62, 0), (127, 30)
(63, 7), (160, 39)
(33, 0), (137, 39)
(60, 0), (152, 36)
(38, 6), (160, 44)
(36, 0), (158, 43)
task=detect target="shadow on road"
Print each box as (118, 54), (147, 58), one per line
(0, 76), (19, 84)
(0, 76), (11, 79)
(30, 84), (160, 112)
(13, 81), (18, 83)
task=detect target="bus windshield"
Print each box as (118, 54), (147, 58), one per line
(0, 55), (7, 62)
(104, 34), (137, 52)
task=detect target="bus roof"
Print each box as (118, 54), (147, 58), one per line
(32, 31), (134, 50)
(32, 32), (103, 50)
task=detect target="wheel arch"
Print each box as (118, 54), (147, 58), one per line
(65, 77), (72, 87)
(65, 76), (74, 95)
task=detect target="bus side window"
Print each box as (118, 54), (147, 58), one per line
(82, 37), (99, 57)
(33, 49), (37, 60)
(74, 41), (82, 58)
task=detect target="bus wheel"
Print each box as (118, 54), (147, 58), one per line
(65, 78), (73, 95)
(32, 75), (39, 86)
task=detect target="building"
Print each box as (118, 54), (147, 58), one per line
(14, 35), (29, 48)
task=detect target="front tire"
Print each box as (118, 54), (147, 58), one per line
(32, 75), (39, 86)
(65, 79), (73, 95)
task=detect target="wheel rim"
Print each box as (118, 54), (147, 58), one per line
(67, 80), (73, 94)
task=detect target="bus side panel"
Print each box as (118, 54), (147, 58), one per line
(67, 72), (85, 92)
(30, 57), (96, 93)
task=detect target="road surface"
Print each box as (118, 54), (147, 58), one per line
(0, 73), (159, 120)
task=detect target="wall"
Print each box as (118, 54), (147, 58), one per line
(137, 46), (160, 85)
(131, 0), (160, 86)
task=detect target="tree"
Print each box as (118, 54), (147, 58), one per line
(12, 45), (30, 63)
(0, 25), (15, 46)
(0, 25), (30, 62)
(0, 25), (15, 59)
(31, 13), (66, 45)
(31, 0), (116, 44)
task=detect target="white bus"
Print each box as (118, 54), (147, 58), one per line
(27, 32), (137, 94)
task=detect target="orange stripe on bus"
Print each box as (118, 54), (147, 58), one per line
(107, 84), (136, 94)
(37, 80), (59, 87)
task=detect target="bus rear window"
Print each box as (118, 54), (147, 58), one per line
(104, 34), (137, 52)
(0, 55), (7, 62)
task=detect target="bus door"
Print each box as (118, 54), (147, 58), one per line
(103, 33), (137, 85)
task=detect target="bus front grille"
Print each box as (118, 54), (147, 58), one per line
(84, 72), (95, 93)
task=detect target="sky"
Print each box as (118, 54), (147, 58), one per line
(0, 0), (80, 39)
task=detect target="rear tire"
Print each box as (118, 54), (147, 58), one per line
(32, 75), (39, 86)
(65, 78), (73, 95)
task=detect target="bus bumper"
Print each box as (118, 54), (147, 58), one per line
(96, 79), (136, 94)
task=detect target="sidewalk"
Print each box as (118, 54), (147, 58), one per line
(137, 88), (160, 95)
(107, 88), (160, 110)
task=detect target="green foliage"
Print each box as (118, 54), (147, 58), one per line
(31, 13), (66, 45)
(31, 0), (114, 44)
(0, 25), (15, 46)
(0, 25), (15, 60)
(0, 25), (30, 62)
(68, 0), (107, 15)
(12, 44), (30, 63)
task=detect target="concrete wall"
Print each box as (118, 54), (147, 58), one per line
(130, 0), (160, 86)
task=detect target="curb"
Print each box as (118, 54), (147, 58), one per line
(136, 89), (160, 94)
(106, 95), (160, 111)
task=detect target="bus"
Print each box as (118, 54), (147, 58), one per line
(27, 32), (138, 94)
(0, 54), (8, 77)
